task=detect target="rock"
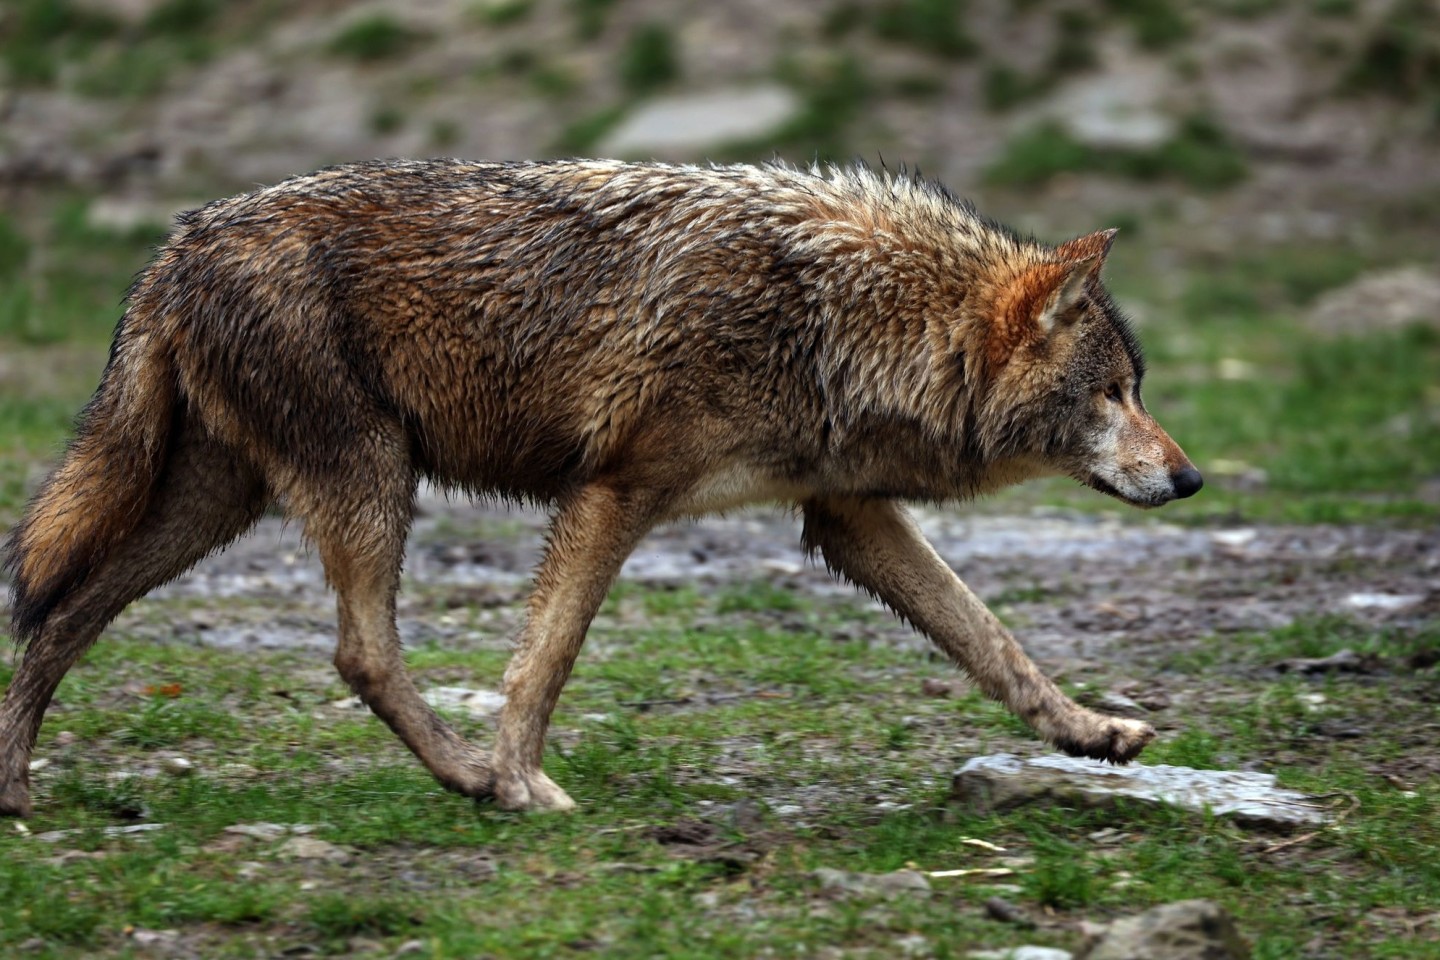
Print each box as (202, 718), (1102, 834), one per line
(1274, 649), (1379, 675)
(970, 948), (1073, 960)
(1344, 593), (1423, 612)
(985, 897), (1036, 929)
(812, 867), (932, 899)
(1048, 72), (1176, 151)
(223, 822), (290, 841)
(1306, 267), (1440, 337)
(161, 756), (194, 777)
(421, 686), (507, 717)
(895, 933), (932, 957)
(128, 928), (180, 947)
(277, 836), (351, 864)
(597, 86), (799, 157)
(1078, 899), (1250, 959)
(951, 754), (1330, 831)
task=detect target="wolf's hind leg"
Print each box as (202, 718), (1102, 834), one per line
(492, 483), (657, 812)
(802, 496), (1154, 764)
(0, 425), (267, 816)
(301, 461), (496, 800)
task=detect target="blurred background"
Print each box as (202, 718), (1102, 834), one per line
(1, 0), (1438, 523)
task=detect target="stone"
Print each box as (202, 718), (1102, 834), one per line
(277, 836), (351, 864)
(161, 756), (194, 777)
(223, 822), (289, 841)
(421, 686), (507, 717)
(597, 86), (799, 157)
(970, 948), (1073, 960)
(952, 754), (1330, 831)
(1306, 267), (1440, 337)
(812, 867), (932, 899)
(1048, 73), (1176, 151)
(1078, 899), (1250, 959)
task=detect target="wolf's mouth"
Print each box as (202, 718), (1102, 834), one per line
(1082, 473), (1160, 509)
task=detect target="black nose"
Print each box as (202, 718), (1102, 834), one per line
(1171, 466), (1204, 499)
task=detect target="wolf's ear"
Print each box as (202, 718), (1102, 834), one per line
(991, 256), (1098, 364)
(1056, 227), (1119, 263)
(1034, 256), (1098, 334)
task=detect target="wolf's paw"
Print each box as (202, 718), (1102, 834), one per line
(493, 768), (577, 813)
(1057, 716), (1155, 765)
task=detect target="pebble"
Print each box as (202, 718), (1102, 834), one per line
(162, 757), (194, 777)
(812, 867), (932, 899)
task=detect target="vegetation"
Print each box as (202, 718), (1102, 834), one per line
(873, 0), (978, 59)
(985, 115), (1249, 191)
(327, 15), (428, 63)
(619, 23), (679, 95)
(0, 584), (1434, 957)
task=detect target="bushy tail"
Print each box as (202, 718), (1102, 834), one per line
(4, 314), (176, 643)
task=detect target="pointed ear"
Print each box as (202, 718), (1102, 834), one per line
(1029, 256), (1098, 335)
(990, 257), (1098, 365)
(1056, 227), (1119, 264)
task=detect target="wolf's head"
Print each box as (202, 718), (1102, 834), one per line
(978, 228), (1202, 508)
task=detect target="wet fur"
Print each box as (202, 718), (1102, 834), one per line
(1, 159), (1195, 816)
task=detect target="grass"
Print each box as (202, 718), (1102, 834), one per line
(0, 584), (1435, 957)
(619, 23), (678, 95)
(327, 15), (428, 63)
(986, 115), (1249, 191)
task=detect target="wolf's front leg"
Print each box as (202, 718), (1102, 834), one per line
(802, 496), (1154, 763)
(492, 483), (661, 812)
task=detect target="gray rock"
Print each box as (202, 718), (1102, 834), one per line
(421, 686), (507, 717)
(277, 836), (351, 863)
(1306, 267), (1440, 336)
(223, 822), (289, 841)
(1048, 72), (1176, 151)
(811, 867), (932, 899)
(952, 754), (1330, 831)
(970, 948), (1073, 960)
(598, 86), (799, 157)
(1078, 899), (1250, 960)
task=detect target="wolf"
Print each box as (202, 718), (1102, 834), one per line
(0, 159), (1201, 815)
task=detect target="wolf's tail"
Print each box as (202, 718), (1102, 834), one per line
(4, 311), (176, 643)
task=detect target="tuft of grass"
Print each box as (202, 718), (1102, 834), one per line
(142, 0), (222, 36)
(327, 15), (427, 62)
(619, 23), (679, 95)
(1341, 0), (1440, 100)
(1, 0), (119, 87)
(471, 0), (534, 27)
(1104, 0), (1191, 49)
(873, 0), (978, 59)
(571, 0), (618, 40)
(554, 104), (627, 155)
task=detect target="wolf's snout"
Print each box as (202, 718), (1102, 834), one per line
(1171, 466), (1203, 499)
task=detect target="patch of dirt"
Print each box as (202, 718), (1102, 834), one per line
(142, 491), (1440, 669)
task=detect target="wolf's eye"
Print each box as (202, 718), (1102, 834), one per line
(1103, 382), (1123, 403)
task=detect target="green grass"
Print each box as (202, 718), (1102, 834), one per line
(0, 587), (1435, 957)
(619, 23), (678, 95)
(327, 15), (428, 62)
(986, 115), (1249, 191)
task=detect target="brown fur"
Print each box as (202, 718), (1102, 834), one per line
(1, 159), (1199, 816)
